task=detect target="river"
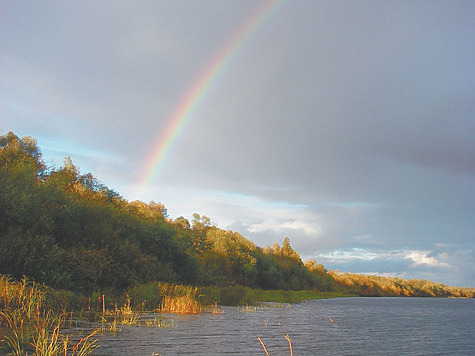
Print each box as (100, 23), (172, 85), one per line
(91, 297), (474, 355)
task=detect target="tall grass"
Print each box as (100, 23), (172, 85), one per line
(0, 275), (99, 355)
(160, 295), (202, 314)
(127, 282), (204, 314)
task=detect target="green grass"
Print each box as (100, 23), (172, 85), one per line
(197, 285), (352, 306)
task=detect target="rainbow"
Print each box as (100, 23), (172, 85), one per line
(138, 0), (286, 192)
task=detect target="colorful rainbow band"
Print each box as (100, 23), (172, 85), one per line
(138, 0), (286, 193)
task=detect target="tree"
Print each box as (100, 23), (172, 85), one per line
(305, 259), (327, 275)
(0, 132), (43, 234)
(0, 131), (45, 177)
(272, 243), (281, 256)
(149, 201), (168, 218)
(174, 216), (190, 230)
(46, 156), (80, 192)
(191, 213), (211, 253)
(129, 200), (166, 221)
(281, 237), (301, 261)
(192, 213), (210, 230)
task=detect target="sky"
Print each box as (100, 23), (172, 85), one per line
(1, 0), (474, 287)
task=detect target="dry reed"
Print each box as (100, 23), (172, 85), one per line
(285, 334), (293, 356)
(160, 295), (202, 314)
(258, 337), (270, 356)
(0, 275), (99, 355)
(258, 335), (294, 356)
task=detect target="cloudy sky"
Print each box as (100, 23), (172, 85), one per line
(1, 1), (474, 287)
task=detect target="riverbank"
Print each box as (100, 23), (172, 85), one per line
(4, 273), (474, 355)
(196, 285), (351, 306)
(0, 275), (351, 354)
(86, 282), (352, 312)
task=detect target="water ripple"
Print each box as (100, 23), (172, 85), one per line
(94, 297), (475, 355)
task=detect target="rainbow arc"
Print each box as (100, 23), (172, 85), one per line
(138, 0), (286, 192)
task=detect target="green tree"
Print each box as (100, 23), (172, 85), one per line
(191, 213), (211, 253)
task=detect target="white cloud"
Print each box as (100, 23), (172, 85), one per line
(248, 218), (321, 236)
(317, 248), (392, 263)
(358, 271), (412, 279)
(404, 251), (450, 268)
(316, 248), (452, 269)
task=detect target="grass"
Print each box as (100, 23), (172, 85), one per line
(144, 317), (177, 329)
(0, 275), (99, 355)
(127, 282), (205, 313)
(98, 294), (179, 333)
(126, 282), (349, 312)
(197, 285), (351, 306)
(240, 304), (260, 313)
(160, 295), (203, 314)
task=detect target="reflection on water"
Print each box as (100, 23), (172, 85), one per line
(91, 297), (474, 355)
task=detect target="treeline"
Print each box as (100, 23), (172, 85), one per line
(330, 272), (474, 298)
(1, 132), (473, 299)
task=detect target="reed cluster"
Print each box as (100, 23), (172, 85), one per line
(160, 295), (202, 314)
(127, 282), (205, 314)
(240, 304), (259, 313)
(144, 317), (177, 329)
(99, 297), (178, 333)
(100, 313), (177, 333)
(0, 275), (99, 355)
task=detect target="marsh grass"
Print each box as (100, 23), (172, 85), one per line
(98, 294), (178, 333)
(209, 302), (224, 314)
(144, 317), (177, 329)
(127, 282), (204, 314)
(197, 285), (350, 306)
(100, 313), (177, 333)
(239, 302), (291, 314)
(99, 296), (140, 335)
(118, 313), (140, 326)
(101, 316), (121, 335)
(113, 294), (133, 315)
(260, 302), (291, 309)
(0, 275), (99, 355)
(160, 295), (202, 314)
(157, 284), (203, 314)
(240, 304), (259, 313)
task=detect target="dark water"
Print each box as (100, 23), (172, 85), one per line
(93, 297), (474, 355)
